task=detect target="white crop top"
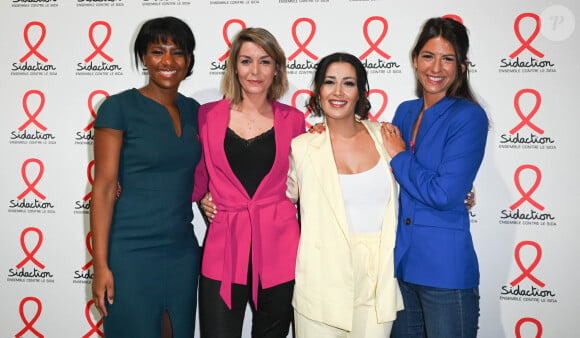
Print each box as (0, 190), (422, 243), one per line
(338, 160), (391, 233)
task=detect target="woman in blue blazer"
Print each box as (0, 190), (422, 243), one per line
(383, 18), (488, 338)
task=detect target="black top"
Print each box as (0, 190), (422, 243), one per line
(225, 127), (276, 198)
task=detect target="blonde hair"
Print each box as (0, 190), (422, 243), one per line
(222, 27), (288, 105)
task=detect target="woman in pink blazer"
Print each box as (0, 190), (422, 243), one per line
(192, 27), (305, 337)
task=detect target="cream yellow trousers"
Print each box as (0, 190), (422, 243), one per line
(294, 232), (393, 338)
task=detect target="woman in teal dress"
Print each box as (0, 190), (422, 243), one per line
(90, 17), (201, 337)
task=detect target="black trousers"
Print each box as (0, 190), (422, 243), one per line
(198, 274), (294, 338)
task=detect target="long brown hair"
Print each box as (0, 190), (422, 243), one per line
(411, 17), (477, 103)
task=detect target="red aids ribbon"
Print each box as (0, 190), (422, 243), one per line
(82, 232), (93, 271)
(510, 89), (544, 135)
(359, 16), (391, 60)
(510, 13), (544, 59)
(510, 164), (544, 211)
(16, 227), (45, 269)
(515, 317), (543, 338)
(218, 19), (246, 62)
(288, 18), (318, 61)
(15, 297), (44, 338)
(82, 300), (104, 338)
(85, 21), (114, 63)
(20, 21), (48, 63)
(442, 14), (464, 24)
(19, 90), (47, 131)
(85, 90), (109, 131)
(367, 89), (388, 122)
(18, 158), (46, 200)
(510, 241), (545, 287)
(83, 160), (95, 201)
(291, 89), (314, 129)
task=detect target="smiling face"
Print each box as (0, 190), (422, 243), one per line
(236, 41), (277, 99)
(319, 62), (359, 122)
(413, 36), (465, 105)
(142, 38), (189, 91)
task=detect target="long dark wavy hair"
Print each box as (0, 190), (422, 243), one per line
(307, 52), (371, 120)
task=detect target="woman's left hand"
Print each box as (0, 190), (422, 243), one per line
(200, 192), (217, 223)
(381, 122), (406, 158)
(308, 123), (325, 134)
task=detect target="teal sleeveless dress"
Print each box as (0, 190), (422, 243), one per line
(94, 88), (201, 337)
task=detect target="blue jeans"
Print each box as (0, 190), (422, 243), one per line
(391, 280), (479, 338)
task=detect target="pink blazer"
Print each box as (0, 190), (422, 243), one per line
(193, 99), (305, 309)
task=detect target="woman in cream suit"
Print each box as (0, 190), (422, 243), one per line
(286, 52), (403, 337)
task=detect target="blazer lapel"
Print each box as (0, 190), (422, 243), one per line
(415, 97), (454, 150)
(253, 101), (289, 198)
(306, 129), (350, 243)
(363, 120), (398, 201)
(206, 99), (250, 199)
(363, 120), (399, 259)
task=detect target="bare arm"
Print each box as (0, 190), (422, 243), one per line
(90, 127), (122, 316)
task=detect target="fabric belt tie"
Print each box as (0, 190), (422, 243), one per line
(218, 194), (285, 309)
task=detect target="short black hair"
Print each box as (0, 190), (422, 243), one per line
(134, 16), (196, 77)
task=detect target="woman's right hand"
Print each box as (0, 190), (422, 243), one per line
(200, 192), (217, 222)
(92, 266), (114, 317)
(381, 122), (406, 158)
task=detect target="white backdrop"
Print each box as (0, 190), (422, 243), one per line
(1, 0), (578, 337)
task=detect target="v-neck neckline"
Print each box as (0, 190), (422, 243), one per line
(135, 88), (183, 139)
(220, 100), (279, 200)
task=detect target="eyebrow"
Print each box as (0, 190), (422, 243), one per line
(239, 54), (272, 60)
(148, 44), (183, 50)
(421, 51), (455, 57)
(324, 75), (356, 80)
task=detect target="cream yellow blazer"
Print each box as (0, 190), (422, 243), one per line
(287, 119), (404, 331)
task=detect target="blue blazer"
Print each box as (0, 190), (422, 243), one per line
(390, 96), (488, 289)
